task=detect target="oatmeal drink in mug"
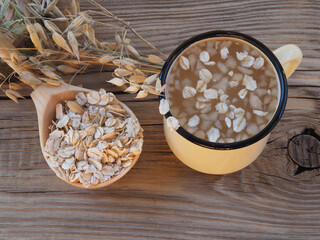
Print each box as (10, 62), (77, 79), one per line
(159, 31), (302, 174)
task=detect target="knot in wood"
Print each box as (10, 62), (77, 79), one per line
(288, 130), (320, 169)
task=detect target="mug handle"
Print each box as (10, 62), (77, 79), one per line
(272, 44), (303, 78)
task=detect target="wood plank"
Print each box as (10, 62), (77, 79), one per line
(70, 0), (320, 70)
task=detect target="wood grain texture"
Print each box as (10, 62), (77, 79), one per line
(0, 0), (320, 239)
(76, 0), (320, 70)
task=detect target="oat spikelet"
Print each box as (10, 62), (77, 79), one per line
(161, 84), (166, 93)
(9, 83), (22, 91)
(34, 23), (50, 46)
(44, 20), (62, 33)
(113, 58), (136, 68)
(114, 68), (132, 77)
(9, 52), (21, 65)
(147, 88), (161, 96)
(141, 85), (159, 95)
(44, 0), (59, 14)
(65, 15), (85, 33)
(52, 32), (73, 54)
(20, 71), (42, 86)
(134, 69), (145, 76)
(98, 54), (115, 64)
(57, 65), (78, 74)
(26, 24), (43, 54)
(52, 5), (66, 18)
(155, 78), (161, 93)
(82, 24), (97, 47)
(125, 85), (140, 93)
(40, 78), (61, 87)
(40, 69), (62, 80)
(107, 77), (126, 87)
(101, 41), (117, 51)
(6, 89), (24, 99)
(65, 60), (83, 67)
(115, 34), (122, 45)
(42, 65), (56, 72)
(148, 55), (164, 64)
(67, 31), (80, 61)
(71, 28), (83, 38)
(5, 90), (18, 103)
(125, 64), (135, 72)
(144, 74), (159, 85)
(128, 75), (145, 83)
(71, 0), (80, 15)
(126, 45), (140, 57)
(136, 90), (148, 98)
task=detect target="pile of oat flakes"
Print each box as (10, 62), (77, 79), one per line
(44, 89), (143, 188)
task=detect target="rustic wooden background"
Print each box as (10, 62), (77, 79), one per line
(1, 0), (320, 239)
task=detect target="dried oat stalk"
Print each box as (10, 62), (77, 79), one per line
(0, 0), (166, 102)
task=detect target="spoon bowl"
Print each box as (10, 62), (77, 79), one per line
(31, 84), (142, 189)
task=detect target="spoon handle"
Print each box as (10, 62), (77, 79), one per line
(30, 83), (87, 148)
(31, 83), (87, 111)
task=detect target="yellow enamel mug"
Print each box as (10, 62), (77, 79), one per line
(160, 31), (302, 174)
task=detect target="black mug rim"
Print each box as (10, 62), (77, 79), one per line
(159, 30), (288, 150)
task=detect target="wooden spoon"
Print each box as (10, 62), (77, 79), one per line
(0, 34), (142, 189)
(31, 84), (142, 189)
(30, 84), (142, 189)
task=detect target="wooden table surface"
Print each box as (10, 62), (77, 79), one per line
(1, 0), (320, 239)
